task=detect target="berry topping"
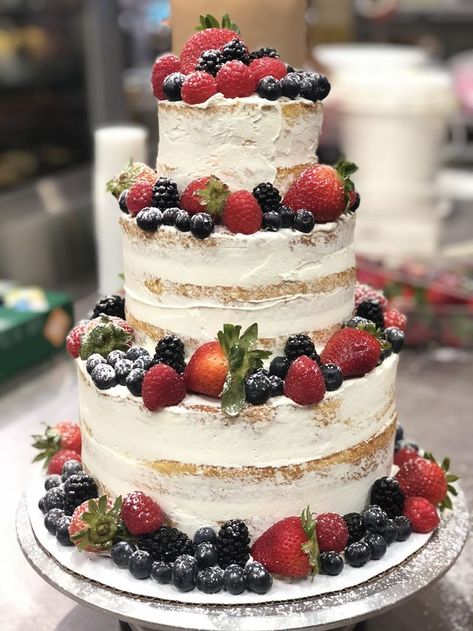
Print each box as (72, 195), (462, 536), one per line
(56, 515), (73, 546)
(180, 175), (229, 217)
(384, 308), (407, 331)
(383, 519), (398, 545)
(223, 564), (246, 595)
(280, 74), (301, 99)
(175, 209), (191, 231)
(216, 60), (255, 98)
(179, 15), (241, 73)
(249, 57), (287, 84)
(197, 566), (224, 593)
(61, 459), (83, 481)
(151, 54), (182, 100)
(300, 72), (331, 101)
(244, 372), (272, 405)
(91, 363), (117, 390)
(136, 207), (162, 232)
(43, 486), (66, 512)
(293, 208), (315, 233)
(195, 49), (224, 76)
(396, 455), (456, 508)
(79, 316), (133, 361)
(142, 364), (186, 411)
(356, 300), (385, 329)
(361, 505), (388, 534)
(343, 512), (365, 545)
(151, 560), (172, 584)
(284, 355), (326, 405)
(250, 47), (280, 60)
(223, 190), (263, 234)
(217, 519), (251, 569)
(316, 513), (349, 553)
(262, 210), (282, 231)
(92, 295), (126, 320)
(321, 363), (344, 391)
(252, 182), (281, 213)
(126, 179), (154, 216)
(128, 550), (153, 580)
(162, 72), (186, 101)
(268, 374), (284, 396)
(320, 327), (381, 378)
(133, 355), (153, 371)
(106, 160), (156, 199)
(354, 284), (388, 309)
(32, 421), (81, 469)
(403, 497), (439, 533)
(126, 367), (146, 397)
(69, 496), (123, 552)
(172, 554), (198, 591)
(181, 71), (218, 104)
(106, 349), (126, 367)
(152, 177), (180, 210)
(45, 474), (62, 490)
(162, 207), (180, 225)
(184, 341), (228, 398)
(349, 190), (361, 211)
(63, 473), (98, 516)
(345, 541), (371, 567)
(320, 551), (344, 576)
(66, 322), (87, 358)
(111, 541), (137, 568)
(279, 205), (296, 228)
(244, 562), (273, 594)
(222, 38), (249, 63)
(370, 477), (405, 518)
(44, 508), (65, 535)
(193, 526), (217, 546)
(153, 335), (186, 374)
(114, 358), (134, 385)
(138, 526), (194, 563)
(126, 346), (149, 361)
(257, 76), (282, 101)
(46, 450), (81, 476)
(269, 355), (291, 379)
(118, 190), (129, 213)
(121, 491), (165, 535)
(365, 533), (387, 560)
(284, 333), (318, 362)
(385, 327), (405, 353)
(194, 542), (219, 569)
(394, 515), (413, 541)
(190, 212), (215, 239)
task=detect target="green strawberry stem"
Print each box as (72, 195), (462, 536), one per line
(106, 159), (147, 198)
(31, 424), (61, 466)
(335, 159), (358, 212)
(300, 506), (320, 576)
(196, 13), (240, 34)
(71, 495), (128, 552)
(198, 176), (229, 218)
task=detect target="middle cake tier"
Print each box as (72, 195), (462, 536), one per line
(121, 213), (356, 354)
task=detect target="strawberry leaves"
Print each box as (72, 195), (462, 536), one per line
(335, 159), (358, 212)
(71, 495), (129, 552)
(196, 14), (240, 34)
(300, 506), (320, 576)
(423, 453), (459, 511)
(218, 323), (271, 416)
(198, 175), (230, 217)
(31, 425), (61, 466)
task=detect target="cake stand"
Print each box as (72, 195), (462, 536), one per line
(17, 489), (469, 631)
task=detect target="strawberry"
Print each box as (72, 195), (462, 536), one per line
(284, 356), (326, 405)
(53, 421), (82, 453)
(180, 175), (229, 217)
(69, 496), (123, 552)
(184, 341), (228, 398)
(316, 513), (349, 553)
(151, 54), (182, 100)
(47, 449), (81, 475)
(354, 283), (388, 310)
(320, 327), (381, 378)
(216, 60), (255, 98)
(106, 159), (156, 199)
(394, 446), (421, 468)
(384, 308), (407, 331)
(249, 57), (287, 84)
(32, 422), (81, 470)
(121, 491), (165, 535)
(79, 316), (134, 360)
(223, 190), (262, 234)
(395, 455), (458, 508)
(66, 322), (88, 358)
(181, 71), (218, 104)
(283, 161), (358, 223)
(126, 179), (154, 216)
(142, 364), (186, 411)
(251, 507), (319, 578)
(403, 497), (439, 533)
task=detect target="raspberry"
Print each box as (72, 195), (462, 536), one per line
(216, 61), (255, 98)
(121, 491), (165, 535)
(151, 54), (182, 100)
(354, 283), (388, 309)
(126, 179), (154, 216)
(396, 458), (448, 505)
(315, 513), (349, 553)
(394, 446), (420, 467)
(142, 364), (186, 411)
(66, 323), (87, 358)
(48, 450), (81, 475)
(181, 71), (217, 104)
(403, 497), (439, 533)
(223, 190), (262, 234)
(384, 308), (407, 331)
(249, 57), (287, 84)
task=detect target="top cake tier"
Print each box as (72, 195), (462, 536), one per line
(156, 95), (322, 195)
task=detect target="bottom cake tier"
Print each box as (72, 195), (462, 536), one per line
(78, 355), (398, 538)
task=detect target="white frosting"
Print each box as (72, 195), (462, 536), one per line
(156, 95), (322, 194)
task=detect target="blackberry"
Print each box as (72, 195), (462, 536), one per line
(152, 177), (180, 210)
(175, 209), (191, 232)
(321, 363), (343, 391)
(279, 205), (295, 228)
(190, 212), (214, 239)
(244, 373), (272, 405)
(250, 47), (280, 60)
(262, 211), (282, 232)
(138, 526), (194, 563)
(118, 190), (129, 213)
(252, 182), (281, 213)
(136, 207), (162, 232)
(286, 64), (295, 74)
(269, 355), (290, 379)
(268, 374), (284, 396)
(257, 76), (282, 101)
(196, 49), (224, 76)
(356, 300), (384, 329)
(222, 38), (249, 64)
(153, 335), (185, 373)
(293, 209), (315, 233)
(370, 477), (405, 518)
(343, 512), (365, 545)
(163, 72), (185, 101)
(280, 74), (301, 99)
(126, 367), (146, 397)
(162, 207), (180, 226)
(284, 333), (317, 362)
(63, 473), (98, 516)
(385, 327), (405, 353)
(216, 519), (250, 568)
(92, 295), (125, 320)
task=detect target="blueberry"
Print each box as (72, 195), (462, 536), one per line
(300, 73), (331, 101)
(244, 372), (272, 405)
(321, 363), (343, 391)
(197, 566), (224, 594)
(137, 207), (162, 232)
(346, 316), (371, 328)
(86, 353), (106, 375)
(395, 424), (404, 442)
(114, 358), (134, 385)
(162, 207), (180, 226)
(44, 508), (65, 535)
(106, 349), (126, 367)
(126, 347), (149, 361)
(118, 190), (129, 214)
(194, 542), (218, 569)
(61, 460), (83, 482)
(38, 497), (46, 513)
(245, 562), (273, 594)
(223, 564), (246, 595)
(385, 327), (405, 353)
(262, 210), (282, 232)
(279, 205), (295, 228)
(91, 364), (117, 390)
(257, 76), (282, 101)
(56, 516), (73, 546)
(133, 355), (154, 371)
(175, 210), (191, 232)
(382, 519), (398, 546)
(280, 74), (301, 99)
(43, 486), (66, 512)
(111, 541), (137, 568)
(126, 368), (146, 397)
(44, 474), (62, 490)
(293, 209), (315, 233)
(268, 374), (284, 396)
(320, 551), (344, 576)
(345, 541), (371, 567)
(394, 516), (412, 541)
(172, 554), (198, 592)
(151, 560), (173, 584)
(128, 550), (153, 579)
(350, 192), (361, 211)
(269, 355), (290, 379)
(190, 212), (214, 239)
(193, 526), (217, 546)
(362, 505), (388, 534)
(365, 533), (387, 560)
(163, 72), (186, 101)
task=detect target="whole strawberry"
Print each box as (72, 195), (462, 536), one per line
(403, 497), (439, 533)
(223, 190), (263, 234)
(251, 507), (319, 578)
(384, 308), (407, 331)
(66, 322), (88, 358)
(316, 513), (349, 553)
(106, 159), (156, 199)
(121, 491), (165, 535)
(47, 449), (81, 475)
(320, 327), (381, 378)
(216, 60), (255, 98)
(394, 445), (421, 468)
(180, 175), (229, 217)
(283, 161), (358, 223)
(69, 496), (123, 552)
(32, 422), (81, 470)
(284, 356), (326, 405)
(184, 341), (228, 398)
(180, 15), (243, 73)
(354, 283), (388, 310)
(54, 421), (82, 453)
(151, 54), (182, 100)
(142, 364), (186, 411)
(396, 456), (452, 506)
(181, 71), (217, 104)
(249, 57), (287, 84)
(126, 179), (154, 216)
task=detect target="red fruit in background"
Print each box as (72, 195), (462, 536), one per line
(403, 496), (439, 533)
(180, 175), (229, 217)
(121, 491), (165, 535)
(284, 356), (326, 405)
(181, 71), (218, 104)
(223, 190), (262, 234)
(151, 54), (182, 100)
(126, 179), (154, 216)
(316, 513), (349, 553)
(142, 364), (186, 411)
(396, 457), (448, 506)
(394, 446), (421, 468)
(249, 57), (287, 83)
(66, 323), (88, 358)
(180, 28), (241, 73)
(320, 328), (381, 377)
(354, 283), (388, 310)
(251, 507), (319, 578)
(48, 449), (81, 475)
(216, 60), (255, 98)
(384, 308), (407, 331)
(184, 341), (228, 398)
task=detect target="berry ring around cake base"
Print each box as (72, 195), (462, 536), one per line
(18, 472), (469, 631)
